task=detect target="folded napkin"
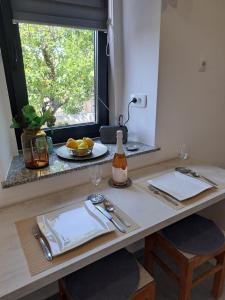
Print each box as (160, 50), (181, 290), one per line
(37, 200), (114, 256)
(148, 171), (213, 201)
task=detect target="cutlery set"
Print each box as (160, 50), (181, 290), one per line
(175, 167), (218, 187)
(103, 199), (131, 228)
(148, 185), (181, 207)
(95, 205), (127, 233)
(96, 200), (130, 233)
(148, 166), (218, 206)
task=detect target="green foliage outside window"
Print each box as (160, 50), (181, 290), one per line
(19, 24), (95, 116)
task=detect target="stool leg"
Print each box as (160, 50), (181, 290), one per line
(58, 280), (68, 300)
(144, 234), (157, 275)
(178, 264), (193, 300)
(212, 253), (225, 299)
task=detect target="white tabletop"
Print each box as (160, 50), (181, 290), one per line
(1, 158), (225, 300)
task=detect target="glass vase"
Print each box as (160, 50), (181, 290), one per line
(21, 128), (49, 169)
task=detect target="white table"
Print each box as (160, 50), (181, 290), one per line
(1, 158), (225, 300)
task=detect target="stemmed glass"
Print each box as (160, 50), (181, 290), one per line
(87, 165), (105, 204)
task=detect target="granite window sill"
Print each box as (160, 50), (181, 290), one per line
(1, 141), (159, 189)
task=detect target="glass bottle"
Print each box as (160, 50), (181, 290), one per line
(112, 130), (128, 186)
(21, 128), (49, 169)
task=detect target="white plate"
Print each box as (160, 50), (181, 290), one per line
(37, 201), (115, 257)
(147, 171), (213, 201)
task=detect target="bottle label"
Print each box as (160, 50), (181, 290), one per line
(112, 167), (128, 184)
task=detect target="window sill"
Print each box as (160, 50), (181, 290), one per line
(1, 140), (160, 189)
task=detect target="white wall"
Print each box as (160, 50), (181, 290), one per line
(156, 0), (225, 167)
(121, 0), (161, 145)
(0, 51), (17, 181)
(108, 0), (124, 123)
(121, 0), (225, 168)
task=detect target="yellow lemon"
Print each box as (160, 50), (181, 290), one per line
(66, 138), (78, 149)
(76, 139), (83, 145)
(78, 142), (88, 150)
(83, 137), (94, 148)
(77, 142), (89, 155)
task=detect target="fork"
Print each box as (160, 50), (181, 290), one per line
(32, 226), (53, 261)
(149, 185), (181, 207)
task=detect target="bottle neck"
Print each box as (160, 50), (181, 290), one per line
(116, 136), (124, 155)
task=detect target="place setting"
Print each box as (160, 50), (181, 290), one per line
(135, 166), (218, 210)
(15, 165), (138, 276)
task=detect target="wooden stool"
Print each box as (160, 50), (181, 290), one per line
(59, 261), (155, 300)
(144, 232), (225, 300)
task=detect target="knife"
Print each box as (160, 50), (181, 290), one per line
(95, 206), (126, 233)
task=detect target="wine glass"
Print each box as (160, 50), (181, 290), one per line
(178, 144), (189, 160)
(87, 165), (105, 204)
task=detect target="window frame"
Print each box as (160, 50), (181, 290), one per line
(0, 0), (109, 149)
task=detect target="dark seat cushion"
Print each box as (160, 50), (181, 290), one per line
(161, 214), (225, 256)
(64, 249), (139, 300)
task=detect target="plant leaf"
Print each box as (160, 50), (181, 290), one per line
(10, 118), (20, 128)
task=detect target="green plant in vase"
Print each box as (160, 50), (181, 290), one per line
(11, 105), (56, 169)
(11, 104), (55, 129)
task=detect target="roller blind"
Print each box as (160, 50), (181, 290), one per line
(11, 0), (108, 30)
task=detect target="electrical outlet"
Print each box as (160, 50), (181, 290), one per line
(130, 94), (147, 108)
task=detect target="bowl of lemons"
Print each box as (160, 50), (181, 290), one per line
(66, 137), (94, 157)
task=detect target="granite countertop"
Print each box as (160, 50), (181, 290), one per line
(2, 141), (159, 189)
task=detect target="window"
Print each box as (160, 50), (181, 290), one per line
(20, 24), (96, 127)
(0, 0), (108, 149)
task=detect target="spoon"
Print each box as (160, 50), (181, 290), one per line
(175, 167), (218, 187)
(103, 200), (131, 227)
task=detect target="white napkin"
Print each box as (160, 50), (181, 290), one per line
(147, 171), (213, 201)
(37, 201), (114, 256)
